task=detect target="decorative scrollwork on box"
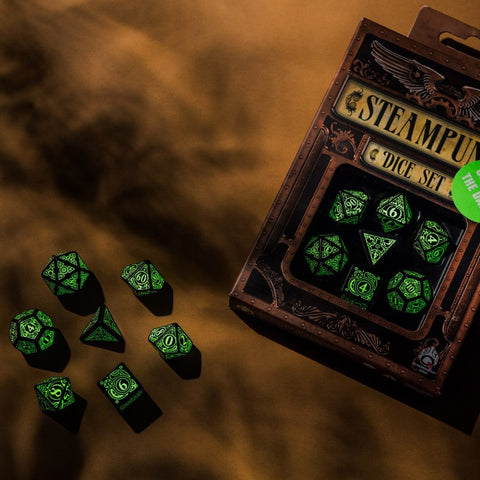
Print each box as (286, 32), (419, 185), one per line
(256, 261), (286, 307)
(328, 121), (357, 156)
(292, 301), (391, 355)
(351, 58), (391, 86)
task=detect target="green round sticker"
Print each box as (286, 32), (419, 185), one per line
(451, 161), (480, 223)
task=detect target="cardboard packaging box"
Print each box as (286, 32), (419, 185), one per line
(230, 8), (480, 399)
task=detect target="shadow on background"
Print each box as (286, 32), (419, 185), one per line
(31, 414), (85, 479)
(238, 311), (480, 434)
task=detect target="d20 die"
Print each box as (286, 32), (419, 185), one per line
(303, 234), (349, 277)
(121, 260), (173, 315)
(376, 193), (412, 232)
(149, 323), (201, 379)
(413, 220), (450, 264)
(42, 251), (90, 297)
(386, 269), (432, 314)
(34, 376), (75, 413)
(98, 363), (162, 433)
(9, 309), (56, 355)
(80, 305), (125, 352)
(41, 251), (104, 315)
(341, 266), (380, 310)
(329, 189), (369, 224)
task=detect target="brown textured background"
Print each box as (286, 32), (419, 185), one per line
(2, 1), (480, 479)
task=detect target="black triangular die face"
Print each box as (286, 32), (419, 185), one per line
(359, 229), (397, 267)
(80, 305), (125, 352)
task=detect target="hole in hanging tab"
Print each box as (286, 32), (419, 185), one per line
(439, 32), (480, 60)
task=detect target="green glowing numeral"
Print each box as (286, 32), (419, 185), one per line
(376, 193), (412, 232)
(149, 323), (194, 360)
(387, 270), (431, 314)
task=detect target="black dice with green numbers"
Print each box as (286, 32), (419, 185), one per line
(291, 164), (465, 331)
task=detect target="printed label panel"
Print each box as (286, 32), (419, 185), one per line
(362, 140), (453, 201)
(335, 78), (480, 169)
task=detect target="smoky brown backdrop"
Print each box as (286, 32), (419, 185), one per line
(1, 1), (480, 479)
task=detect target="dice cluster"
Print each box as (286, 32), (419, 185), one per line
(9, 252), (199, 433)
(301, 187), (453, 317)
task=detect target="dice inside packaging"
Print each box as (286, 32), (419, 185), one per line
(229, 7), (480, 401)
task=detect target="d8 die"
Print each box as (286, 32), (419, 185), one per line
(413, 220), (450, 264)
(148, 323), (194, 360)
(34, 376), (75, 413)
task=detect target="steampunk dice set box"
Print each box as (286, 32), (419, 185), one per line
(230, 8), (480, 398)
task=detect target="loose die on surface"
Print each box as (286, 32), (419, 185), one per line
(97, 362), (162, 433)
(121, 260), (173, 315)
(41, 251), (104, 315)
(9, 309), (56, 355)
(34, 376), (86, 433)
(9, 308), (71, 371)
(34, 376), (75, 413)
(80, 305), (125, 353)
(148, 323), (201, 379)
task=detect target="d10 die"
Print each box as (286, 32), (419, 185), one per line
(121, 260), (173, 315)
(376, 193), (412, 232)
(303, 234), (349, 277)
(121, 260), (166, 296)
(149, 323), (201, 379)
(413, 220), (450, 264)
(387, 269), (432, 314)
(149, 323), (194, 360)
(9, 309), (56, 355)
(329, 189), (369, 224)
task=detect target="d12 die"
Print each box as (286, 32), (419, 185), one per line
(386, 269), (432, 314)
(9, 309), (56, 355)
